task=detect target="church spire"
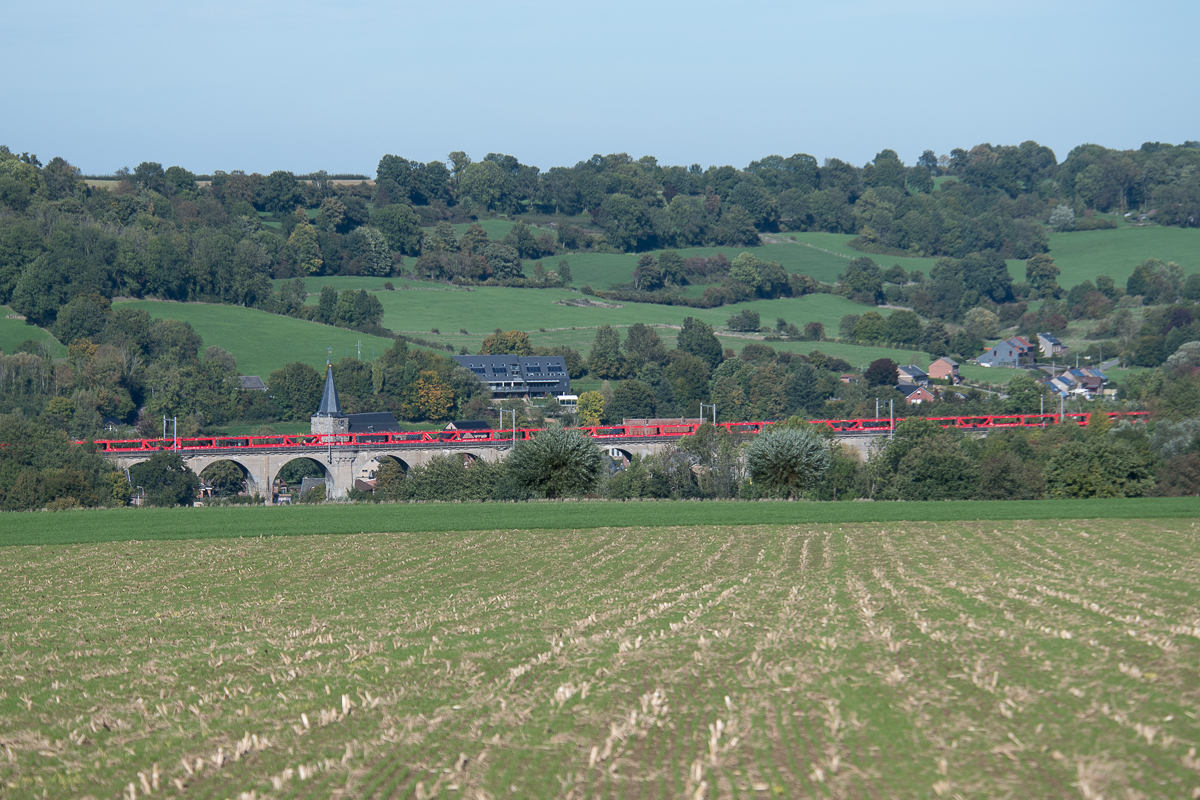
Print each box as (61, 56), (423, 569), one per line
(316, 360), (341, 416)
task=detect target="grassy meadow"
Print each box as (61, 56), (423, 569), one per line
(1, 516), (1197, 799)
(111, 301), (395, 378)
(0, 309), (65, 357)
(786, 227), (1200, 288)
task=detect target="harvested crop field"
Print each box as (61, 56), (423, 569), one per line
(2, 520), (1198, 799)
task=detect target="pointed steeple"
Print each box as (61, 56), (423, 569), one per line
(316, 360), (341, 416)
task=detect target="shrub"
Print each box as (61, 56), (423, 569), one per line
(505, 429), (606, 499)
(746, 426), (831, 499)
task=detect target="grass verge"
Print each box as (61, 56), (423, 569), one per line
(2, 497), (1197, 547)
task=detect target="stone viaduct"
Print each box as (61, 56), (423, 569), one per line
(106, 435), (708, 504)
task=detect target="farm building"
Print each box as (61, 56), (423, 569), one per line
(451, 355), (571, 399)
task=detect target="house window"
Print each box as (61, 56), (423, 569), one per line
(492, 367), (507, 374)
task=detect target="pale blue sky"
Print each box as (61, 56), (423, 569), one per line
(2, 0), (1195, 175)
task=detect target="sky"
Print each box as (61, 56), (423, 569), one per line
(2, 0), (1196, 176)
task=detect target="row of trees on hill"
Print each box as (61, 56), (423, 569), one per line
(4, 140), (1199, 342)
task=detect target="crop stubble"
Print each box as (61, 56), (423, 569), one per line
(0, 520), (1197, 799)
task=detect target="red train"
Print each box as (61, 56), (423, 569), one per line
(86, 411), (1148, 454)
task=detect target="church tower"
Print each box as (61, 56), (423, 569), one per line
(310, 361), (349, 435)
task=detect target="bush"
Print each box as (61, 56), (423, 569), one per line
(505, 429), (606, 498)
(746, 426), (831, 499)
(726, 310), (761, 332)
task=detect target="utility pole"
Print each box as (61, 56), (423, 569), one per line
(499, 409), (518, 449)
(357, 339), (362, 360)
(699, 403), (716, 426)
(889, 399), (894, 439)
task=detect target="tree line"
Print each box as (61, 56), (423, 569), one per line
(4, 140), (1199, 341)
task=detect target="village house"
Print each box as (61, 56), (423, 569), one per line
(896, 383), (937, 405)
(1042, 368), (1108, 399)
(1038, 332), (1068, 359)
(444, 420), (494, 439)
(897, 364), (930, 386)
(927, 356), (960, 383)
(977, 336), (1034, 368)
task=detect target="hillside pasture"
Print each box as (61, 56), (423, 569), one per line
(0, 309), (65, 357)
(371, 285), (897, 339)
(0, 516), (1196, 799)
(786, 227), (1200, 289)
(112, 300), (394, 378)
(1044, 225), (1200, 288)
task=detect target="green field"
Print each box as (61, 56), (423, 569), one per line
(2, 497), (1197, 547)
(0, 309), (65, 357)
(112, 301), (394, 378)
(1043, 225), (1200, 287)
(785, 227), (1200, 289)
(1, 515), (1196, 798)
(370, 285), (893, 338)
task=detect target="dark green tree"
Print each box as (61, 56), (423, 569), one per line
(317, 285), (338, 324)
(864, 358), (899, 387)
(893, 437), (979, 500)
(372, 204), (422, 255)
(1045, 438), (1156, 498)
(624, 323), (666, 366)
(677, 317), (722, 369)
(588, 324), (626, 379)
(746, 426), (831, 499)
(129, 451), (200, 507)
(268, 362), (323, 420)
(609, 380), (656, 421)
(839, 257), (884, 304)
(505, 428), (605, 498)
(200, 461), (247, 497)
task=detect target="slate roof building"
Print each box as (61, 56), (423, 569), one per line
(310, 361), (401, 434)
(1038, 333), (1069, 358)
(239, 375), (268, 391)
(896, 383), (937, 405)
(897, 364), (930, 385)
(978, 336), (1035, 368)
(451, 355), (570, 399)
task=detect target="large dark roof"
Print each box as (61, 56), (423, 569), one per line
(239, 375), (267, 391)
(345, 412), (400, 432)
(896, 383), (929, 397)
